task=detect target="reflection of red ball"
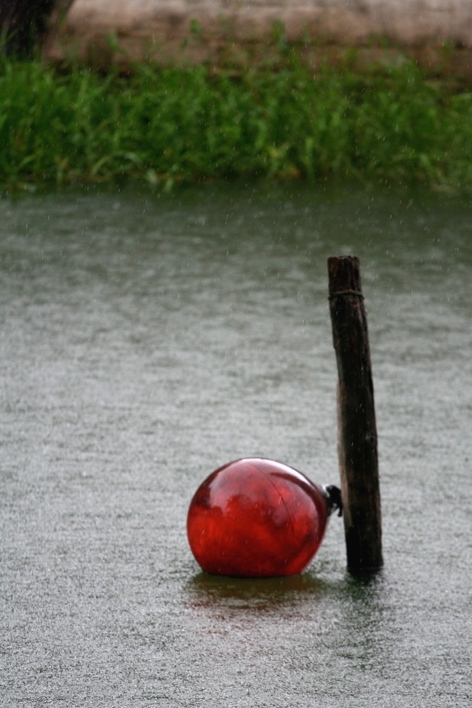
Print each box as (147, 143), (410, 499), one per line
(187, 458), (330, 578)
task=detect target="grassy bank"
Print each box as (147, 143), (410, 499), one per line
(1, 55), (472, 190)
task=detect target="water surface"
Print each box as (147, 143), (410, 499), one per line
(1, 182), (471, 706)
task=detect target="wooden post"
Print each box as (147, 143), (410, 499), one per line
(328, 256), (383, 571)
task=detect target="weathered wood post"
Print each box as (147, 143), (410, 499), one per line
(328, 256), (383, 571)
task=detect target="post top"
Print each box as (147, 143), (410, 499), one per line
(327, 256), (362, 296)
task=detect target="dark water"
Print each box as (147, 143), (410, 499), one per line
(1, 182), (471, 707)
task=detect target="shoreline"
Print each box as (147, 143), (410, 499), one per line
(2, 54), (472, 193)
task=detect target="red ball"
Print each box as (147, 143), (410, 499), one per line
(187, 458), (330, 578)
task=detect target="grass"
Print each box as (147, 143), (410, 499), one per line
(1, 53), (472, 190)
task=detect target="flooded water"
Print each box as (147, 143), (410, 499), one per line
(1, 182), (471, 707)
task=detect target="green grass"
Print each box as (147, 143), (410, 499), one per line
(1, 54), (472, 190)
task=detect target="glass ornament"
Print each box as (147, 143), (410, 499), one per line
(187, 458), (335, 578)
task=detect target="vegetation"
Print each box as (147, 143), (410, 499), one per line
(1, 52), (472, 190)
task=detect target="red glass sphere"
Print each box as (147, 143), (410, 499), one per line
(187, 458), (330, 578)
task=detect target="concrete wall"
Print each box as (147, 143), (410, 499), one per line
(46, 1), (472, 69)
